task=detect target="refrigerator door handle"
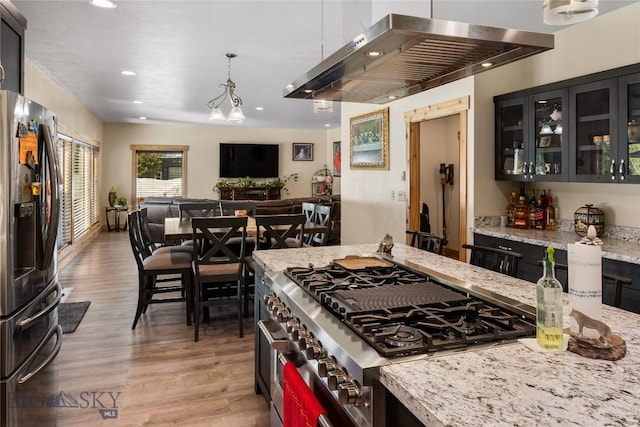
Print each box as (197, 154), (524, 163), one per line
(38, 124), (61, 271)
(16, 282), (62, 332)
(17, 324), (63, 385)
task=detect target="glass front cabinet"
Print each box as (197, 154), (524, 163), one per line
(569, 79), (617, 182)
(619, 72), (640, 184)
(495, 90), (568, 181)
(495, 64), (640, 184)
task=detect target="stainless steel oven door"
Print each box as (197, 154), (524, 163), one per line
(257, 319), (291, 427)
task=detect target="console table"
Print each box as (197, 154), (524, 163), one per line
(218, 187), (281, 201)
(105, 206), (128, 231)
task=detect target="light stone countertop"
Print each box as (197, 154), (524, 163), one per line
(254, 244), (640, 427)
(473, 226), (640, 265)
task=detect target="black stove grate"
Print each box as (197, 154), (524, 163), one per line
(285, 263), (536, 358)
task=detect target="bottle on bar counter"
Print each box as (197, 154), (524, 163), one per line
(513, 196), (530, 229)
(536, 246), (564, 350)
(545, 194), (556, 231)
(506, 192), (516, 227)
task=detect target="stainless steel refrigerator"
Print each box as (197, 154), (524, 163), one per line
(0, 90), (62, 426)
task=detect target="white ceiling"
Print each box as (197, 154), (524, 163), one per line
(12, 0), (636, 130)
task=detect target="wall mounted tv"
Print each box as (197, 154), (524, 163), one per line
(219, 143), (279, 178)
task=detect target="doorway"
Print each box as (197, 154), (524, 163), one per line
(406, 96), (469, 261)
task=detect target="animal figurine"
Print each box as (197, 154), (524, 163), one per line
(570, 309), (611, 346)
(377, 234), (394, 255)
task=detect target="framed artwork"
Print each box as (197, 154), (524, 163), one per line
(349, 107), (389, 169)
(332, 141), (341, 177)
(292, 143), (313, 161)
(539, 135), (552, 147)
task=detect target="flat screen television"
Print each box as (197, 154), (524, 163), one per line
(219, 143), (279, 178)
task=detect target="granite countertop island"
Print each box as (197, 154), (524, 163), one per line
(253, 243), (640, 427)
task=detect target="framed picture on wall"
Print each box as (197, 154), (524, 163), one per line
(292, 143), (313, 161)
(349, 107), (389, 169)
(332, 141), (341, 177)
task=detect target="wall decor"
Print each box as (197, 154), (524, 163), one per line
(539, 135), (552, 148)
(332, 141), (341, 177)
(292, 143), (313, 161)
(349, 107), (389, 169)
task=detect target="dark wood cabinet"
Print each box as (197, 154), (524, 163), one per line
(495, 63), (640, 184)
(0, 1), (26, 94)
(218, 187), (281, 200)
(473, 233), (640, 314)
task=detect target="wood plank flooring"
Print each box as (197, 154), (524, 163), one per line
(56, 231), (270, 426)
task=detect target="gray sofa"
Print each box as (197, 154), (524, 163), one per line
(139, 195), (341, 245)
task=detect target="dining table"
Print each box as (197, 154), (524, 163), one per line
(164, 216), (329, 243)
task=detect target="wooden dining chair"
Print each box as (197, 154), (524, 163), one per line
(139, 207), (192, 256)
(218, 201), (256, 217)
(406, 230), (445, 255)
(127, 211), (193, 330)
(310, 204), (333, 246)
(301, 202), (316, 243)
(178, 202), (220, 219)
(191, 216), (248, 342)
(462, 243), (523, 277)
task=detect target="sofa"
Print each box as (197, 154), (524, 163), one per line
(139, 195), (341, 245)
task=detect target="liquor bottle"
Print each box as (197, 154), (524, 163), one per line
(536, 246), (564, 349)
(545, 195), (556, 231)
(528, 189), (537, 229)
(513, 196), (530, 229)
(506, 192), (516, 227)
(536, 190), (548, 229)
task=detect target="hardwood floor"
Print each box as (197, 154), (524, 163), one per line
(56, 231), (270, 426)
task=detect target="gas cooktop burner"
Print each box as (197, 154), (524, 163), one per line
(380, 325), (424, 348)
(284, 262), (536, 358)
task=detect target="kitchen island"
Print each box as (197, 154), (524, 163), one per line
(253, 243), (640, 427)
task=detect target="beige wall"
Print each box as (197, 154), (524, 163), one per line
(341, 78), (474, 245)
(473, 2), (640, 227)
(24, 60), (103, 142)
(104, 124), (333, 204)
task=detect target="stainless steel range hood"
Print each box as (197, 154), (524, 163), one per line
(284, 14), (554, 104)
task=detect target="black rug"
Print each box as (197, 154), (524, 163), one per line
(58, 301), (91, 334)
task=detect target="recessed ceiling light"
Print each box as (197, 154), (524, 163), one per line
(139, 116), (147, 120)
(133, 100), (143, 104)
(324, 124), (331, 127)
(388, 95), (397, 99)
(303, 89), (313, 94)
(121, 70), (136, 76)
(255, 107), (264, 111)
(366, 50), (384, 57)
(90, 0), (117, 9)
(286, 84), (294, 90)
(481, 62), (493, 68)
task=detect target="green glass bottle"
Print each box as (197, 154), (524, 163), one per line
(536, 246), (564, 349)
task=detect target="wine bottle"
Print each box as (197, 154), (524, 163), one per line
(536, 246), (564, 349)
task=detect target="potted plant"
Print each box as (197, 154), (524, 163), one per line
(113, 196), (128, 207)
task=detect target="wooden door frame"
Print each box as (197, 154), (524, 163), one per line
(405, 96), (469, 261)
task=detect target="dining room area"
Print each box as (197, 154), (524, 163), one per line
(55, 230), (270, 426)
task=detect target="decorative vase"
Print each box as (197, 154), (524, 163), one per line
(108, 186), (117, 207)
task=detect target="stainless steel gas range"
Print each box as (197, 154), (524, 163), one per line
(254, 254), (536, 427)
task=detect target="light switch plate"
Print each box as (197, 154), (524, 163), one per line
(397, 191), (407, 201)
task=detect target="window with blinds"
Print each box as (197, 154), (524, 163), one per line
(57, 134), (100, 247)
(132, 146), (188, 202)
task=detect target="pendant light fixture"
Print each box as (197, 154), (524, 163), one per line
(543, 0), (599, 25)
(207, 53), (245, 122)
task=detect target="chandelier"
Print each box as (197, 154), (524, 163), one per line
(207, 53), (245, 122)
(543, 0), (598, 25)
